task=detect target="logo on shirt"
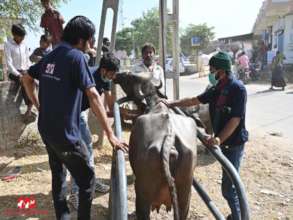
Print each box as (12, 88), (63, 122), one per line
(45, 63), (55, 75)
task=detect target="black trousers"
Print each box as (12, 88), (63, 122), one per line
(9, 73), (32, 106)
(43, 139), (96, 220)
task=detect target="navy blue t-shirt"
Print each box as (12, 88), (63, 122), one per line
(81, 66), (111, 111)
(28, 42), (95, 146)
(197, 75), (249, 146)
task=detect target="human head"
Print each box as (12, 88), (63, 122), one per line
(40, 34), (51, 49)
(209, 51), (232, 80)
(11, 24), (26, 44)
(99, 52), (120, 82)
(141, 43), (155, 67)
(102, 37), (110, 47)
(62, 16), (96, 52)
(41, 0), (51, 10)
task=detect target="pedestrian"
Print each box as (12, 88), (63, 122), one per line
(68, 53), (119, 210)
(132, 43), (165, 95)
(237, 51), (250, 71)
(4, 24), (34, 122)
(101, 37), (110, 54)
(22, 16), (128, 220)
(270, 51), (286, 90)
(30, 34), (52, 63)
(40, 0), (64, 47)
(162, 52), (248, 220)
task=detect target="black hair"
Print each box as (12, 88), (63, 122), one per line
(103, 37), (110, 44)
(40, 34), (51, 43)
(62, 16), (95, 45)
(11, 24), (26, 37)
(141, 43), (155, 55)
(99, 53), (120, 72)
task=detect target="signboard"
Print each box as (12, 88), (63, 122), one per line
(191, 36), (201, 47)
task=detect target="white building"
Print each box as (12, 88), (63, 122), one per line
(253, 0), (293, 64)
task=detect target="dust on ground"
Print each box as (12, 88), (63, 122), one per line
(0, 130), (292, 220)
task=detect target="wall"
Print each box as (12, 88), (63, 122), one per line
(0, 81), (37, 150)
(283, 14), (293, 64)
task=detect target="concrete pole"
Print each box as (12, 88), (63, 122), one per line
(96, 0), (120, 65)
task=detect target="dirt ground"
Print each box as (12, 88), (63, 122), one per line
(0, 129), (292, 220)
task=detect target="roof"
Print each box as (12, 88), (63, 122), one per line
(218, 33), (254, 43)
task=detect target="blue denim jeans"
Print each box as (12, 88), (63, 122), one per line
(221, 144), (245, 220)
(71, 111), (94, 194)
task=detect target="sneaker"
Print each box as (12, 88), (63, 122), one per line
(68, 192), (79, 211)
(95, 179), (110, 193)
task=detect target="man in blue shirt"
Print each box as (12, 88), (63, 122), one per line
(163, 52), (248, 220)
(69, 53), (119, 210)
(22, 16), (127, 220)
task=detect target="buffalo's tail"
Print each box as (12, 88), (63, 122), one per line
(160, 114), (179, 220)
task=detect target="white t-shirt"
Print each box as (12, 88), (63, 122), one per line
(132, 61), (165, 95)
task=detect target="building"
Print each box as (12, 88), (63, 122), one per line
(253, 0), (293, 64)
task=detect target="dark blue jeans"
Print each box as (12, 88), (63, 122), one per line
(221, 144), (244, 220)
(44, 139), (95, 220)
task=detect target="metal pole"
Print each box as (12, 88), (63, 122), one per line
(172, 0), (180, 100)
(192, 178), (225, 220)
(110, 102), (128, 220)
(159, 0), (167, 95)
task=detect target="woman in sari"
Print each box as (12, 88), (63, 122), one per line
(270, 51), (286, 90)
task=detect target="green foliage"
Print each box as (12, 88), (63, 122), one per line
(115, 27), (134, 55)
(180, 23), (215, 56)
(115, 9), (215, 57)
(116, 8), (161, 56)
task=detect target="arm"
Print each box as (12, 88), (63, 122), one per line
(86, 87), (128, 151)
(104, 90), (115, 116)
(4, 42), (21, 76)
(216, 117), (241, 144)
(29, 49), (42, 63)
(22, 73), (40, 110)
(169, 97), (201, 108)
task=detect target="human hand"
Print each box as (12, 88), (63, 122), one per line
(109, 134), (129, 153)
(204, 136), (221, 148)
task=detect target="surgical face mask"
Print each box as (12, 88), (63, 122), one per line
(208, 72), (218, 86)
(101, 74), (112, 83)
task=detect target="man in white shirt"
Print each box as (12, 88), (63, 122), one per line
(132, 43), (165, 95)
(4, 24), (33, 121)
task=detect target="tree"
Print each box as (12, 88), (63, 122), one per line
(116, 8), (161, 56)
(115, 27), (134, 55)
(180, 23), (215, 56)
(0, 0), (68, 37)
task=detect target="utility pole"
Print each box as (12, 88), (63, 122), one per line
(159, 0), (180, 100)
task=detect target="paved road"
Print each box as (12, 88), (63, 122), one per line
(165, 75), (293, 141)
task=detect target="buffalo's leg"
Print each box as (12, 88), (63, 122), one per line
(135, 183), (151, 220)
(176, 148), (194, 220)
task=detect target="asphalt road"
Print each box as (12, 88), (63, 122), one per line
(165, 75), (293, 141)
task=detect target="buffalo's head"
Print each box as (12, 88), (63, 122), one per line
(113, 72), (166, 102)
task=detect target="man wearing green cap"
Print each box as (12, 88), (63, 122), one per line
(162, 51), (248, 220)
